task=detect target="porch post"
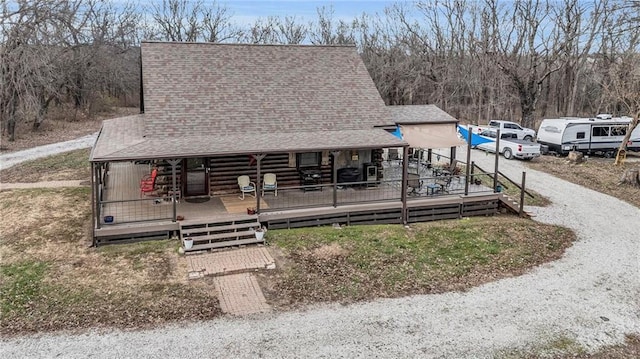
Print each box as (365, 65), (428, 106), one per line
(427, 149), (432, 163)
(450, 146), (456, 165)
(91, 163), (98, 246)
(168, 159), (180, 222)
(254, 154), (266, 214)
(493, 129), (501, 192)
(331, 150), (341, 208)
(519, 172), (526, 217)
(464, 128), (472, 195)
(94, 163), (102, 230)
(401, 146), (409, 224)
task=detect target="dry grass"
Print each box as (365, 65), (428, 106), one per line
(528, 155), (640, 208)
(0, 148), (91, 183)
(0, 188), (221, 336)
(498, 334), (640, 358)
(260, 217), (575, 308)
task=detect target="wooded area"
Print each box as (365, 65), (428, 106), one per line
(1, 0), (639, 142)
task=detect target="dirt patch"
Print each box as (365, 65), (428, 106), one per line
(312, 243), (349, 260)
(528, 155), (640, 208)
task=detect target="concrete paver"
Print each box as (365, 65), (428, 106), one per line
(214, 273), (270, 315)
(186, 246), (275, 316)
(186, 246), (275, 276)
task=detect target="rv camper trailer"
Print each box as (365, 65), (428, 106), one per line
(537, 116), (640, 156)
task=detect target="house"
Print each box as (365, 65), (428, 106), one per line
(89, 42), (502, 249)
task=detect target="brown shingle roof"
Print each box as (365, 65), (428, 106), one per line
(387, 105), (458, 125)
(92, 123), (404, 161)
(91, 115), (145, 160)
(141, 42), (392, 137)
(91, 43), (408, 161)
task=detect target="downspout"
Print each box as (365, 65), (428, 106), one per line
(139, 49), (144, 114)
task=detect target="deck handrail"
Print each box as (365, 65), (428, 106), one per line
(472, 162), (534, 199)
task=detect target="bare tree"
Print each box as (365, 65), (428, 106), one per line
(479, 0), (566, 128)
(1, 0), (140, 141)
(149, 0), (238, 43)
(309, 6), (356, 45)
(277, 16), (307, 44)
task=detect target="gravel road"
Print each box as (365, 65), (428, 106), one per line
(0, 132), (97, 171)
(1, 146), (638, 358)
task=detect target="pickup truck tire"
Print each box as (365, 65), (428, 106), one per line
(503, 148), (513, 160)
(523, 135), (533, 141)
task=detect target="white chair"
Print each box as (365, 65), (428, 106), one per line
(237, 175), (256, 200)
(262, 173), (277, 196)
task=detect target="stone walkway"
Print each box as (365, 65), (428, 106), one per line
(214, 273), (270, 315)
(186, 246), (276, 316)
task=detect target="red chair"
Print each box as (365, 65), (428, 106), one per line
(140, 168), (158, 196)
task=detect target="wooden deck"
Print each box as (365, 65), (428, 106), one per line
(94, 161), (501, 245)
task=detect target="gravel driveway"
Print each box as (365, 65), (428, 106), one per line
(1, 147), (638, 358)
(0, 132), (97, 170)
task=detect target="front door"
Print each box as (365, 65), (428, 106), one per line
(183, 158), (209, 196)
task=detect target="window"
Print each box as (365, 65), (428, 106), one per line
(592, 126), (610, 137)
(576, 132), (585, 139)
(611, 126), (627, 136)
(297, 152), (320, 168)
(481, 130), (496, 138)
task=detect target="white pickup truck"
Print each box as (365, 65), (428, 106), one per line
(475, 129), (541, 160)
(469, 120), (537, 141)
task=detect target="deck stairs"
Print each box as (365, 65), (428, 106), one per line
(498, 193), (533, 218)
(179, 215), (262, 252)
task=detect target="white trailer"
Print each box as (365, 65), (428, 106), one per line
(537, 117), (640, 156)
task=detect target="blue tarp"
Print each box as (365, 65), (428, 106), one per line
(391, 126), (403, 140)
(457, 125), (495, 147)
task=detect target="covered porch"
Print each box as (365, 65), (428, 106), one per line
(95, 156), (496, 226)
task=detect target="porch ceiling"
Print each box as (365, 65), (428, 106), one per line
(91, 116), (407, 162)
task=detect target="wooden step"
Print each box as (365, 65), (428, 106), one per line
(181, 223), (258, 236)
(187, 230), (256, 242)
(188, 237), (264, 251)
(179, 214), (263, 251)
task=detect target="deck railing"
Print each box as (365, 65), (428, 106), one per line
(99, 197), (173, 225)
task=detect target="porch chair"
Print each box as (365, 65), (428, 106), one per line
(262, 173), (277, 197)
(435, 175), (453, 194)
(237, 175), (256, 200)
(407, 173), (422, 196)
(140, 168), (158, 197)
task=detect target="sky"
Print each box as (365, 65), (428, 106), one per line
(217, 0), (396, 24)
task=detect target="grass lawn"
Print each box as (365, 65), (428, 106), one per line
(0, 188), (221, 336)
(261, 217), (574, 306)
(0, 148), (91, 183)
